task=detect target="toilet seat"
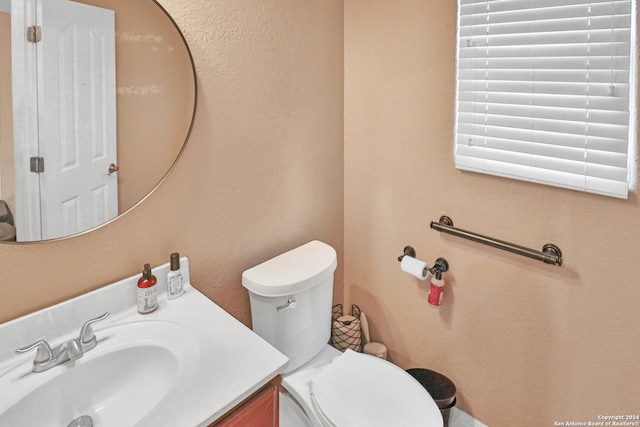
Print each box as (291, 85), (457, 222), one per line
(282, 346), (443, 427)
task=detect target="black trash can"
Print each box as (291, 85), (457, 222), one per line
(406, 368), (456, 427)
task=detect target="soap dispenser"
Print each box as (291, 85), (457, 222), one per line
(137, 263), (158, 314)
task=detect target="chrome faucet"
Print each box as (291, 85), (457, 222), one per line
(15, 312), (109, 373)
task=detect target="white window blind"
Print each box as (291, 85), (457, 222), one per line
(455, 0), (636, 199)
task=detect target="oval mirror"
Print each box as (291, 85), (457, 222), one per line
(0, 0), (196, 242)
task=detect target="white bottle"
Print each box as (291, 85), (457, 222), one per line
(167, 252), (184, 299)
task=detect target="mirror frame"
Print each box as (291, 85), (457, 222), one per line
(2, 0), (197, 244)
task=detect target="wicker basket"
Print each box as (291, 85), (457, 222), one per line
(331, 304), (362, 352)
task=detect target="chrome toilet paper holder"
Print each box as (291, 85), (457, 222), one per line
(397, 246), (417, 261)
(398, 246), (449, 279)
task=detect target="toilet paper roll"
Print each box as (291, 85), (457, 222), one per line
(332, 315), (361, 352)
(400, 256), (429, 280)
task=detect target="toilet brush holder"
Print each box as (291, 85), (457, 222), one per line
(331, 304), (362, 352)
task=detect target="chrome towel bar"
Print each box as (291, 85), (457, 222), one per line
(430, 216), (563, 267)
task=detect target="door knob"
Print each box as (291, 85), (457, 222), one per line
(108, 163), (119, 175)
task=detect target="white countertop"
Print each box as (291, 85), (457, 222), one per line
(0, 258), (289, 426)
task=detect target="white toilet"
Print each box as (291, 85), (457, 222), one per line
(242, 240), (443, 427)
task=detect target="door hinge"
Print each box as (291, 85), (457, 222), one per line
(30, 156), (44, 173)
(27, 26), (41, 43)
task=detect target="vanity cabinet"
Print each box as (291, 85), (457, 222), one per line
(211, 376), (280, 427)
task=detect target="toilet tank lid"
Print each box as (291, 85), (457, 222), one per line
(242, 240), (337, 297)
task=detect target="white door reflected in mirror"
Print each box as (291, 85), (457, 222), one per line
(12, 0), (118, 241)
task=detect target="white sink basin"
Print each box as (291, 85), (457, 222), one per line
(1, 321), (198, 426)
(0, 258), (288, 427)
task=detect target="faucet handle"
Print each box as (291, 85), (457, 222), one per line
(15, 340), (54, 364)
(78, 312), (109, 350)
(65, 338), (83, 361)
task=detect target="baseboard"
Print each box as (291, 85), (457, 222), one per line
(449, 407), (489, 427)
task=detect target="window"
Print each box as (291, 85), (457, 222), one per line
(455, 0), (636, 199)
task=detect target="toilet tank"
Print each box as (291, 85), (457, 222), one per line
(242, 240), (337, 373)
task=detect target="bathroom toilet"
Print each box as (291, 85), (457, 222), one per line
(242, 240), (443, 427)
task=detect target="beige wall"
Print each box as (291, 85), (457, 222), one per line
(345, 1), (640, 426)
(0, 0), (344, 332)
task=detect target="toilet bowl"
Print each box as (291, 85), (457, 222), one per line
(242, 240), (443, 427)
(281, 345), (442, 426)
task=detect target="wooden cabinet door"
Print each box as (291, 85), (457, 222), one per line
(212, 378), (280, 427)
